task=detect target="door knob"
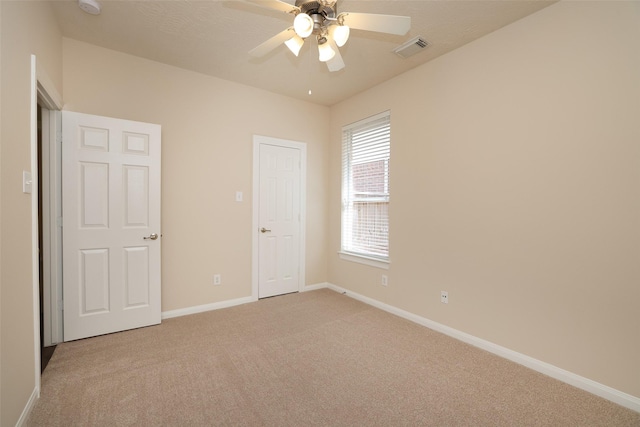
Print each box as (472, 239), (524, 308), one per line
(260, 227), (271, 233)
(144, 233), (159, 240)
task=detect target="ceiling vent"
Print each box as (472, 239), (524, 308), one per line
(393, 36), (429, 58)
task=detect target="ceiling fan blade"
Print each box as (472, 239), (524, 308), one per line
(249, 27), (296, 58)
(326, 39), (345, 72)
(244, 0), (300, 14)
(339, 13), (411, 36)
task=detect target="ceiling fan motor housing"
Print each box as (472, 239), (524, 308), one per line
(295, 0), (337, 35)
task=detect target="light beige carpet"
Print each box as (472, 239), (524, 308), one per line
(27, 289), (639, 426)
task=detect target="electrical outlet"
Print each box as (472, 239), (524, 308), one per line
(213, 274), (221, 285)
(440, 291), (448, 304)
(381, 275), (388, 286)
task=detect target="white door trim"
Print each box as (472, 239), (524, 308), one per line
(40, 107), (63, 346)
(30, 55), (63, 398)
(252, 135), (307, 300)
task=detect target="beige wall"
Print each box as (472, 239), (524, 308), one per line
(63, 38), (329, 312)
(329, 1), (640, 398)
(0, 1), (63, 425)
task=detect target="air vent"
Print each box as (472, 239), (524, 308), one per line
(393, 36), (430, 58)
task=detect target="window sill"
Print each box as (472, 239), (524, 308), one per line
(338, 251), (389, 270)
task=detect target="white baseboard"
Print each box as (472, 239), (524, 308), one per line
(16, 387), (39, 427)
(161, 282), (330, 319)
(302, 282), (331, 292)
(161, 295), (255, 319)
(325, 283), (640, 413)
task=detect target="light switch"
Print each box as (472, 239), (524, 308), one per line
(23, 171), (33, 194)
(235, 191), (243, 202)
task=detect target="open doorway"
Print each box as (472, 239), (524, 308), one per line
(31, 61), (63, 378)
(37, 103), (63, 365)
(32, 55), (64, 383)
(37, 104), (56, 373)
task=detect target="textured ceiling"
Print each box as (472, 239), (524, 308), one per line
(51, 0), (555, 106)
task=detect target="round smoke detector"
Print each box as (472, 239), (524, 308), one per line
(78, 0), (101, 15)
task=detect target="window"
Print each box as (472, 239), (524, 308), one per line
(341, 111), (390, 264)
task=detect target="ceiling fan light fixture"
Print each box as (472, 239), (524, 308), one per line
(318, 39), (335, 62)
(293, 13), (314, 38)
(284, 35), (304, 56)
(330, 24), (350, 47)
(245, 0), (413, 72)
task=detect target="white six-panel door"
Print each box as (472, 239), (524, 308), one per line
(258, 143), (302, 298)
(62, 111), (161, 341)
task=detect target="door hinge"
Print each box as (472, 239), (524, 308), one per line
(57, 217), (63, 228)
(56, 131), (63, 144)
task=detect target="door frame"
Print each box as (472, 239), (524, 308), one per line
(30, 55), (63, 396)
(251, 135), (307, 300)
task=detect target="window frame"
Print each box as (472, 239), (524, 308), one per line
(340, 110), (391, 268)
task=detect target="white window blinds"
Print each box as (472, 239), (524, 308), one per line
(342, 111), (390, 260)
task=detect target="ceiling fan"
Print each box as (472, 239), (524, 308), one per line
(246, 0), (411, 72)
